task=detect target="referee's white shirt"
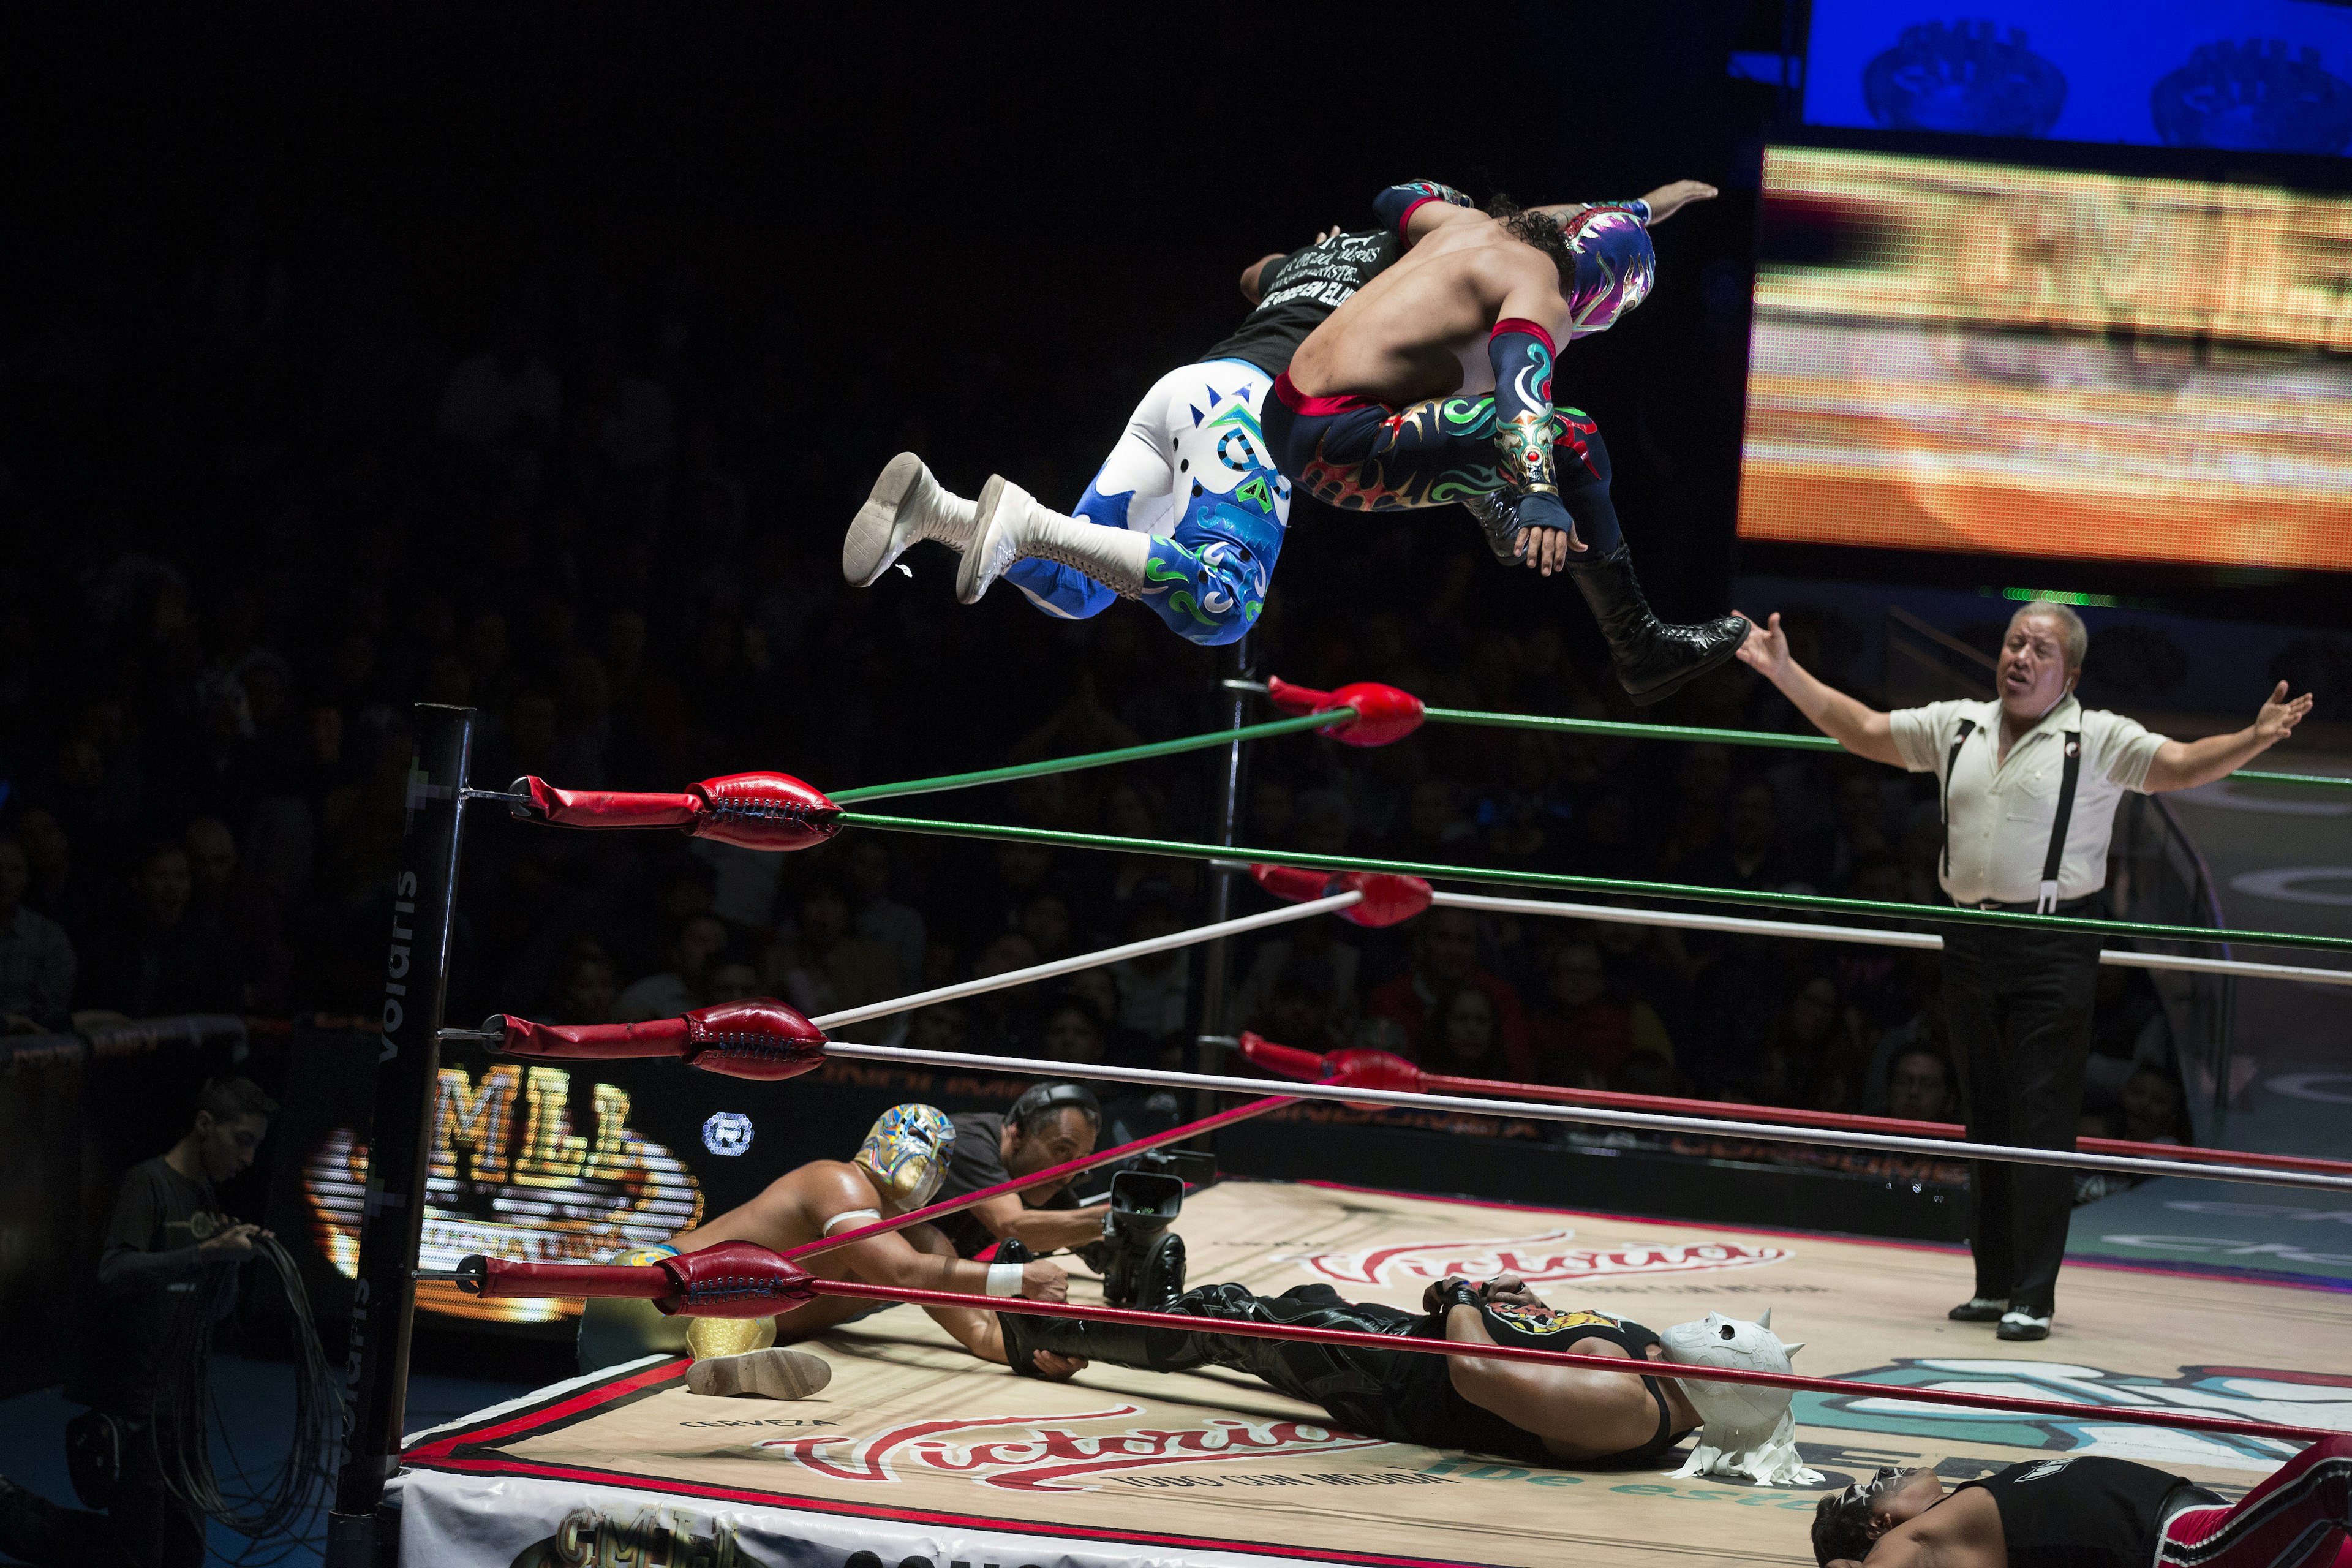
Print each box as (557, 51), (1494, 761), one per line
(1889, 695), (2167, 906)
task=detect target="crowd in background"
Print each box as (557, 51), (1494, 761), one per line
(0, 215), (2190, 1152)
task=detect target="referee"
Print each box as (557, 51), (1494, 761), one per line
(1736, 599), (2312, 1340)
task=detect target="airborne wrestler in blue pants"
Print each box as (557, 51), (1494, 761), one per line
(842, 179), (1670, 647)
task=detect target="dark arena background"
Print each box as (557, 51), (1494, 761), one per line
(1, 7), (2350, 1568)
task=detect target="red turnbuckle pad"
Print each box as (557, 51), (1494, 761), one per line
(508, 772), (840, 853)
(1237, 1031), (1427, 1093)
(460, 1242), (818, 1317)
(679, 998), (831, 1080)
(654, 1241), (820, 1317)
(484, 999), (829, 1082)
(687, 773), (842, 853)
(1265, 676), (1425, 748)
(1250, 864), (1432, 929)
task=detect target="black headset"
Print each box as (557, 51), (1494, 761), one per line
(1009, 1081), (1102, 1128)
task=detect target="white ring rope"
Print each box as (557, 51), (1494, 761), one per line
(818, 1041), (2352, 1193)
(1427, 891), (2352, 987)
(810, 891), (1364, 1031)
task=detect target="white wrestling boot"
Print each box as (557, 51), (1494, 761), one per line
(957, 476), (1151, 605)
(842, 453), (979, 587)
(684, 1346), (834, 1400)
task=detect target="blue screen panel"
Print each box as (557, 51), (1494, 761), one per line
(1803, 1), (2352, 154)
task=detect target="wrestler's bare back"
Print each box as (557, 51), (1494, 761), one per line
(1286, 211), (1569, 405)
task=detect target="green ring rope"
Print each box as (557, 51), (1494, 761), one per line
(829, 708), (1356, 805)
(1422, 706), (2345, 792)
(831, 698), (2343, 807)
(837, 811), (2352, 956)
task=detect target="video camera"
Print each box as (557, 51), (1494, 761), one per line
(1079, 1147), (1214, 1309)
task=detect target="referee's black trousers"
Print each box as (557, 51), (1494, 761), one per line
(1941, 920), (2102, 1317)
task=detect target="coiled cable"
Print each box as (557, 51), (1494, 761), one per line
(148, 1235), (345, 1562)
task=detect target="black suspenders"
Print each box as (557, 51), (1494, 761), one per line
(2037, 730), (2083, 913)
(1939, 717), (2084, 911)
(1939, 719), (1976, 878)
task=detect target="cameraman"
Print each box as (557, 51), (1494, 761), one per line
(932, 1083), (1109, 1258)
(74, 1076), (277, 1568)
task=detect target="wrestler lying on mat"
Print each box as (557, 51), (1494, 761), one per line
(992, 1263), (1819, 1481)
(1812, 1441), (2352, 1568)
(579, 1102), (1082, 1398)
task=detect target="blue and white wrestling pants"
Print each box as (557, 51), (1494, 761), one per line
(1005, 358), (1290, 647)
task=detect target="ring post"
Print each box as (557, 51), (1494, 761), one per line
(1193, 635), (1258, 1118)
(326, 703), (476, 1568)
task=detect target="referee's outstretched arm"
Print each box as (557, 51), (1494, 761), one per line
(2141, 680), (2315, 791)
(1732, 609), (1905, 767)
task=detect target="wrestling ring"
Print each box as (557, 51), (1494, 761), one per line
(323, 684), (2352, 1568)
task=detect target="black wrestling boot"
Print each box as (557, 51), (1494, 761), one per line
(1565, 545), (1751, 707)
(1137, 1232), (1187, 1312)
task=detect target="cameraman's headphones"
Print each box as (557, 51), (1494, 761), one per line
(1009, 1082), (1102, 1127)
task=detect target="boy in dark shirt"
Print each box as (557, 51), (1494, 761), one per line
(77, 1076), (278, 1568)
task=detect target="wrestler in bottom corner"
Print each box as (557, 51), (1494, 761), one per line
(843, 175), (1713, 660)
(1812, 1441), (2352, 1567)
(578, 1102), (1084, 1398)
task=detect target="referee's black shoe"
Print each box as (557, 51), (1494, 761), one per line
(1948, 1297), (2007, 1322)
(1996, 1310), (2052, 1341)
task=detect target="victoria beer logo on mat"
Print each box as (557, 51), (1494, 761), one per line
(1280, 1227), (1790, 1286)
(761, 1404), (1389, 1491)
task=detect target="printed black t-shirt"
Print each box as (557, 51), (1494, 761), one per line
(1199, 228), (1401, 377)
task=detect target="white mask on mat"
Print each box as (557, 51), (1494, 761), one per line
(1657, 1310), (1825, 1488)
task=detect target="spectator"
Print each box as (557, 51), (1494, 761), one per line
(1419, 984), (1513, 1079)
(963, 932), (1043, 1055)
(15, 809), (100, 938)
(905, 1003), (968, 1056)
(1525, 939), (1673, 1088)
(184, 816), (291, 1012)
(1039, 998), (1110, 1064)
(763, 878), (901, 1036)
(1885, 1046), (1957, 1123)
(705, 962), (763, 1005)
(1750, 974), (1864, 1110)
(848, 840), (925, 989)
(0, 833), (77, 1032)
(547, 946), (620, 1025)
(1108, 897), (1191, 1061)
(1231, 915), (1360, 1050)
(1365, 908), (1530, 1075)
(2113, 1063), (2189, 1146)
(617, 912), (729, 1021)
(77, 845), (244, 1019)
(1020, 892), (1074, 963)
(1737, 597), (2311, 1339)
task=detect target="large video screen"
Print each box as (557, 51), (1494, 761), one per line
(1802, 1), (2352, 154)
(1736, 145), (2352, 572)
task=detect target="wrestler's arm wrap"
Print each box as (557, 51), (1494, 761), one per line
(1371, 179), (1476, 238)
(1489, 318), (1562, 500)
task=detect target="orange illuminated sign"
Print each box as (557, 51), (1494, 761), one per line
(1738, 146), (2352, 573)
(304, 1063), (704, 1324)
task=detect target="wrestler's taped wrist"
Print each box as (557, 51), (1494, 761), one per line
(986, 1262), (1025, 1297)
(1444, 1281), (1486, 1311)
